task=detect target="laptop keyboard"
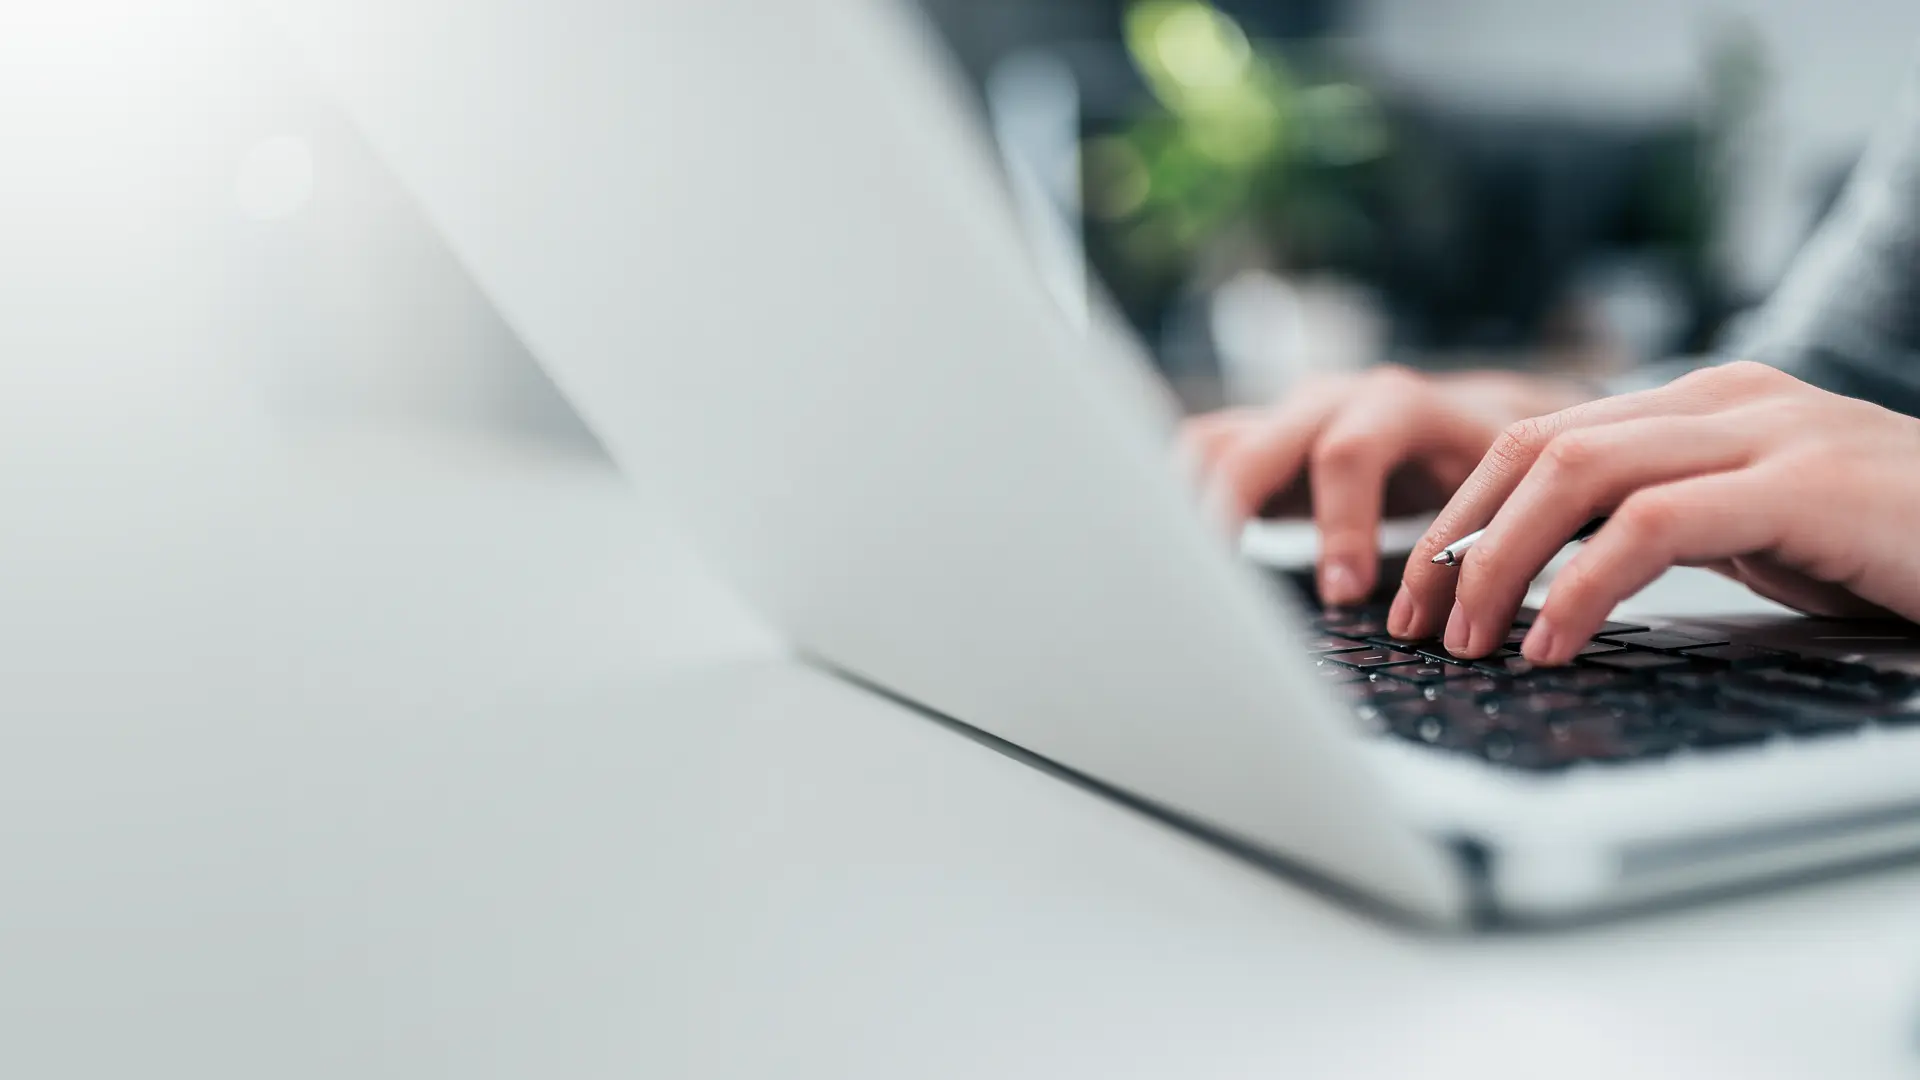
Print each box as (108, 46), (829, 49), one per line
(1307, 602), (1920, 772)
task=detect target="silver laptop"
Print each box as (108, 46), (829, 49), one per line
(266, 0), (1920, 924)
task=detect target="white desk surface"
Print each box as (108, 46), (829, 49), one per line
(7, 426), (1919, 1079)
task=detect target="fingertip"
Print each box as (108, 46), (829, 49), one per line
(1521, 612), (1593, 666)
(1386, 585), (1413, 637)
(1443, 600), (1470, 655)
(1318, 536), (1378, 606)
(1393, 557), (1445, 639)
(1318, 553), (1374, 607)
(1210, 461), (1264, 522)
(1519, 614), (1559, 665)
(1319, 562), (1358, 607)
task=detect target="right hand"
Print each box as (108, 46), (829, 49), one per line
(1181, 366), (1596, 605)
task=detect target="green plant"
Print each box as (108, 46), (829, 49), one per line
(1082, 0), (1392, 289)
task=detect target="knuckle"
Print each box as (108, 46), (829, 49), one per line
(1717, 359), (1780, 384)
(1787, 441), (1848, 471)
(1409, 528), (1451, 563)
(1411, 520), (1468, 566)
(1538, 430), (1600, 475)
(1686, 359), (1786, 397)
(1312, 433), (1373, 472)
(1488, 418), (1553, 469)
(1363, 364), (1422, 393)
(1457, 548), (1505, 598)
(1616, 490), (1679, 538)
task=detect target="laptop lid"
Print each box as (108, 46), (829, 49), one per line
(262, 0), (1464, 921)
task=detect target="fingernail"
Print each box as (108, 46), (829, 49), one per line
(1387, 586), (1412, 636)
(1521, 615), (1558, 664)
(1444, 600), (1469, 654)
(1321, 560), (1360, 605)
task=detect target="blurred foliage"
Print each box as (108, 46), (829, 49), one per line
(1083, 0), (1391, 296)
(1080, 1), (1768, 357)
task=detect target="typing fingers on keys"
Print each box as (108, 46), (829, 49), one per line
(1435, 414), (1757, 657)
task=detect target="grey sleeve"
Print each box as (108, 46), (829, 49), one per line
(1607, 52), (1920, 413)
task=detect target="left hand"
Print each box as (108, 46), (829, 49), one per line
(1387, 362), (1920, 664)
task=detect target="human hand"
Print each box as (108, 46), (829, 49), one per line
(1390, 362), (1920, 664)
(1181, 367), (1595, 604)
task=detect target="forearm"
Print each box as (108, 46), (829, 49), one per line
(1606, 50), (1920, 413)
(1728, 49), (1920, 415)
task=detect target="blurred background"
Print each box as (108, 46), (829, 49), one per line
(920, 0), (1920, 410)
(5, 0), (1920, 447)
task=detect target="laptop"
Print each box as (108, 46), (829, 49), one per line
(265, 0), (1920, 924)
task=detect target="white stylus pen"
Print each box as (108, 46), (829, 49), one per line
(1431, 516), (1609, 567)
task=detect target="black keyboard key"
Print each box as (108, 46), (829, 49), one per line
(1678, 643), (1789, 668)
(1599, 630), (1730, 652)
(1354, 678), (1422, 704)
(1775, 655), (1881, 680)
(1436, 675), (1510, 699)
(1518, 691), (1590, 714)
(1661, 706), (1783, 748)
(1350, 682), (1423, 728)
(1595, 620), (1651, 636)
(1717, 684), (1887, 733)
(1653, 670), (1724, 694)
(1550, 703), (1640, 728)
(1821, 662), (1920, 694)
(1478, 729), (1521, 764)
(1414, 643), (1485, 665)
(1575, 641), (1625, 657)
(1316, 610), (1390, 636)
(1480, 713), (1641, 771)
(1365, 634), (1439, 652)
(1473, 655), (1537, 677)
(1503, 627), (1533, 648)
(1584, 651), (1691, 673)
(1616, 730), (1688, 760)
(1306, 635), (1367, 652)
(1484, 692), (1587, 724)
(1380, 700), (1509, 751)
(1539, 715), (1640, 764)
(1404, 712), (1451, 746)
(1727, 670), (1884, 704)
(1523, 668), (1642, 695)
(1751, 657), (1915, 697)
(1412, 643), (1473, 665)
(1596, 686), (1661, 712)
(1382, 661), (1485, 685)
(1375, 698), (1443, 739)
(1327, 648), (1423, 670)
(1311, 661), (1368, 684)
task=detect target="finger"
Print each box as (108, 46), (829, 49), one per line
(1211, 385), (1342, 520)
(1521, 469), (1790, 664)
(1728, 555), (1896, 618)
(1442, 415), (1757, 656)
(1396, 382), (1720, 639)
(1178, 407), (1259, 462)
(1307, 390), (1476, 605)
(1179, 418), (1257, 482)
(1178, 408), (1258, 465)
